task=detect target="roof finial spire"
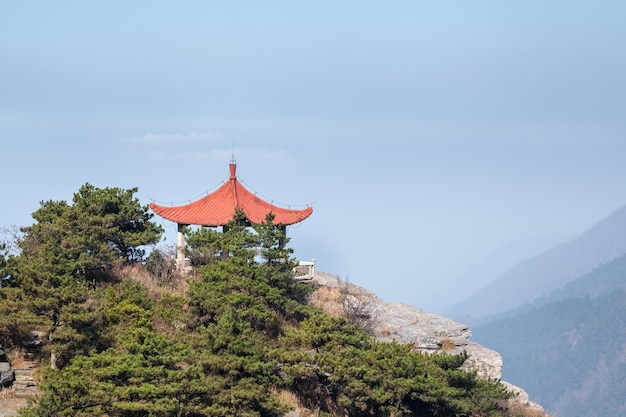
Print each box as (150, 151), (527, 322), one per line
(229, 140), (237, 180)
(230, 140), (236, 164)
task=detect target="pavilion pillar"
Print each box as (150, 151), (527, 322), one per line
(279, 224), (287, 250)
(176, 223), (186, 271)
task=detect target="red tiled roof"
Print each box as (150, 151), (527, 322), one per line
(149, 163), (313, 226)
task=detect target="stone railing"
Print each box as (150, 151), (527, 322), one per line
(293, 259), (316, 281)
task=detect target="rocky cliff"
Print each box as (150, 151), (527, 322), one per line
(308, 271), (549, 416)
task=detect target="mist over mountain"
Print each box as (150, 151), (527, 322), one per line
(448, 205), (626, 324)
(439, 234), (568, 313)
(495, 253), (626, 319)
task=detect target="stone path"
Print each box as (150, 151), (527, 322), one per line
(0, 361), (38, 416)
(0, 396), (28, 417)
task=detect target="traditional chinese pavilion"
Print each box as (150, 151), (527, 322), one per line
(150, 162), (313, 269)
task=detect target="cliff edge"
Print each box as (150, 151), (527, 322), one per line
(308, 271), (550, 416)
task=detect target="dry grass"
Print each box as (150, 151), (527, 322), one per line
(273, 389), (320, 417)
(379, 328), (392, 337)
(0, 385), (14, 399)
(116, 263), (190, 297)
(309, 283), (377, 334)
(4, 344), (40, 371)
(5, 347), (28, 368)
(502, 400), (554, 417)
(440, 338), (456, 351)
(308, 287), (344, 317)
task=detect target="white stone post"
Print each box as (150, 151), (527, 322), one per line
(176, 223), (185, 271)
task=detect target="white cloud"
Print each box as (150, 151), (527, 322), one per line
(123, 132), (295, 167)
(127, 131), (222, 145)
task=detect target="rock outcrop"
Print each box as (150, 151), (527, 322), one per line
(0, 348), (15, 389)
(308, 271), (548, 415)
(0, 333), (43, 417)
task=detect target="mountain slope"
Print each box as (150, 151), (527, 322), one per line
(494, 253), (626, 319)
(449, 205), (626, 323)
(472, 287), (626, 417)
(470, 252), (626, 417)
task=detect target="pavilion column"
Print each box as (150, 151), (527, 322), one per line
(176, 223), (186, 271)
(278, 224), (287, 250)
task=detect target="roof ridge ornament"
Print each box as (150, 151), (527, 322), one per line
(229, 140), (237, 180)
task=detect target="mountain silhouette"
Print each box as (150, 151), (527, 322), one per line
(448, 204), (626, 324)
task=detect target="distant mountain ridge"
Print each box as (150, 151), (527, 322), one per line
(495, 253), (626, 319)
(439, 234), (568, 312)
(448, 205), (626, 324)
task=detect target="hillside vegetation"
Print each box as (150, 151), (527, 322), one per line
(473, 255), (626, 417)
(0, 183), (522, 417)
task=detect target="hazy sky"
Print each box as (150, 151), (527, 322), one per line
(2, 2), (625, 313)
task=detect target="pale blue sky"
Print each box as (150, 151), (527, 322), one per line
(2, 2), (625, 313)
